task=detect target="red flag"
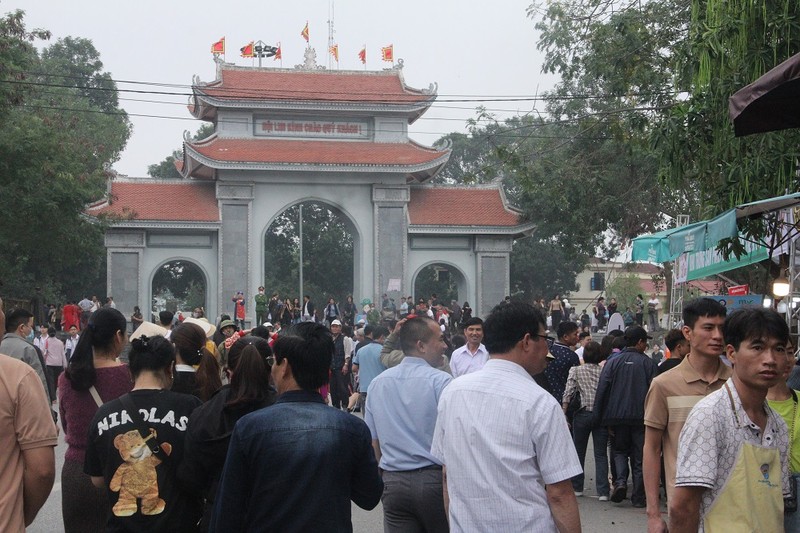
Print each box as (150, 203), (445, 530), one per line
(274, 43), (282, 61)
(358, 46), (366, 64)
(301, 22), (309, 42)
(329, 44), (339, 62)
(240, 41), (254, 58)
(381, 44), (393, 62)
(211, 37), (225, 54)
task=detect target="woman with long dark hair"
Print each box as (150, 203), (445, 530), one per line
(171, 322), (222, 401)
(84, 335), (202, 531)
(58, 307), (132, 532)
(179, 336), (277, 531)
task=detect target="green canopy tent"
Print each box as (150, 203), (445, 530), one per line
(631, 209), (738, 263)
(631, 192), (800, 328)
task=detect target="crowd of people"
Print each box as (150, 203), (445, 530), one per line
(2, 290), (800, 532)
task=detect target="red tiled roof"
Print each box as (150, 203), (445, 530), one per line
(187, 137), (447, 167)
(197, 67), (432, 104)
(88, 181), (219, 222)
(408, 187), (522, 226)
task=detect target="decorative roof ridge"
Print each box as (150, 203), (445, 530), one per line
(186, 131), (218, 147)
(186, 135), (446, 148)
(406, 138), (450, 154)
(192, 63), (437, 98)
(108, 177), (215, 186)
(411, 182), (505, 190)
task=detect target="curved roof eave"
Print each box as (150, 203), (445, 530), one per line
(408, 221), (537, 238)
(191, 92), (434, 121)
(182, 142), (451, 176)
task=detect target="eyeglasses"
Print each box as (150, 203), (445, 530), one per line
(531, 333), (555, 347)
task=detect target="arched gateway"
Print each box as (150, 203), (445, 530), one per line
(90, 52), (534, 326)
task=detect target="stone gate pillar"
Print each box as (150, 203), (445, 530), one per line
(217, 182), (253, 321)
(476, 236), (513, 318)
(105, 229), (144, 324)
(373, 185), (409, 303)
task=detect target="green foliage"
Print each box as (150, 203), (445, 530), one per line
(605, 273), (646, 311)
(659, 0), (800, 221)
(532, 0), (800, 255)
(263, 202), (354, 306)
(148, 123), (215, 179)
(510, 238), (585, 302)
(413, 265), (459, 304)
(152, 261), (206, 312)
(0, 13), (130, 301)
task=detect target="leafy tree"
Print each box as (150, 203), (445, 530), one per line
(263, 202), (354, 306)
(531, 0), (800, 254)
(152, 261), (206, 312)
(413, 265), (459, 304)
(148, 123), (215, 179)
(0, 13), (130, 302)
(605, 273), (647, 312)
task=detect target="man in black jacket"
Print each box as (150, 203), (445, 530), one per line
(594, 326), (657, 508)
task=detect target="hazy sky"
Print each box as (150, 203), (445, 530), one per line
(9, 0), (558, 177)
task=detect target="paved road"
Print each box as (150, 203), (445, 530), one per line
(31, 415), (653, 532)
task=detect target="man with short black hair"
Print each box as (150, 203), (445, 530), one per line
(212, 322), (383, 532)
(544, 321), (581, 402)
(644, 298), (730, 532)
(595, 325), (657, 507)
(366, 318), (451, 532)
(574, 331), (592, 363)
(353, 326), (388, 404)
(158, 310), (174, 339)
(450, 317), (488, 377)
(1, 308), (51, 404)
(432, 302), (581, 531)
(657, 328), (691, 375)
(670, 307), (791, 532)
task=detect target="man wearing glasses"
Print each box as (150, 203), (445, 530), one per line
(1, 308), (51, 405)
(431, 302), (581, 532)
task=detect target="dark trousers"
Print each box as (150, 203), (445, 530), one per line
(329, 369), (350, 409)
(382, 467), (449, 533)
(46, 365), (63, 402)
(612, 424), (645, 505)
(571, 410), (609, 497)
(551, 311), (562, 331)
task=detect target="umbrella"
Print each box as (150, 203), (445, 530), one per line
(729, 52), (800, 137)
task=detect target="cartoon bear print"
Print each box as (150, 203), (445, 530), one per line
(110, 429), (172, 516)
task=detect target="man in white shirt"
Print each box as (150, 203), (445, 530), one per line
(449, 317), (489, 377)
(574, 331), (591, 363)
(431, 302), (582, 532)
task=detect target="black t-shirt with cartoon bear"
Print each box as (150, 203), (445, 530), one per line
(84, 389), (203, 532)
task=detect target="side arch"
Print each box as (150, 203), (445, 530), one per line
(148, 257), (210, 317)
(410, 260), (469, 306)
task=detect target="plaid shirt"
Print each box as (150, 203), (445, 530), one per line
(562, 363), (602, 411)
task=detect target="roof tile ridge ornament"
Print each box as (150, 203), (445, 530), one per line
(295, 46), (327, 71)
(213, 54), (234, 79)
(407, 137), (451, 153)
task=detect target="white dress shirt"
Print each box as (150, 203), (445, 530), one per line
(449, 343), (489, 377)
(431, 359), (581, 532)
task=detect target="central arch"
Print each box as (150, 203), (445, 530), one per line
(262, 198), (361, 312)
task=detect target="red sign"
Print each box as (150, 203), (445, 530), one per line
(728, 284), (749, 295)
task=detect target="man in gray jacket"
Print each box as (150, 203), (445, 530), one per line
(1, 308), (51, 404)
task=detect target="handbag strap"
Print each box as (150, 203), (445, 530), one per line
(118, 393), (171, 463)
(88, 386), (103, 407)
